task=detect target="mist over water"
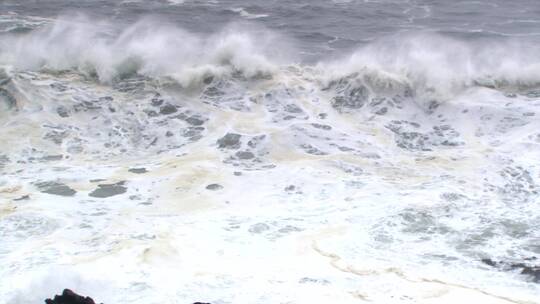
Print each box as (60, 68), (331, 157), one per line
(1, 1), (540, 304)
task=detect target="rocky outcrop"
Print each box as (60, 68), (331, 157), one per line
(482, 257), (540, 283)
(45, 289), (212, 304)
(45, 289), (98, 304)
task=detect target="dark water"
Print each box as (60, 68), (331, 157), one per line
(2, 0), (540, 58)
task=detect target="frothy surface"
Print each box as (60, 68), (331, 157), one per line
(1, 2), (540, 303)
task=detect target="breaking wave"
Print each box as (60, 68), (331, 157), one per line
(2, 15), (540, 105)
(2, 13), (540, 304)
(0, 15), (293, 86)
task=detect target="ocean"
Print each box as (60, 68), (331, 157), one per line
(0, 1), (539, 303)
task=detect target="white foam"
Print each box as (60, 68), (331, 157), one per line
(0, 16), (292, 86)
(1, 16), (540, 304)
(320, 33), (540, 102)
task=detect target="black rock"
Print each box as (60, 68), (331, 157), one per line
(481, 257), (540, 283)
(509, 262), (540, 283)
(45, 289), (98, 304)
(128, 168), (147, 174)
(520, 266), (540, 283)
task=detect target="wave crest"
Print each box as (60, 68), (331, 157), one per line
(3, 17), (540, 102)
(320, 33), (540, 101)
(0, 15), (292, 86)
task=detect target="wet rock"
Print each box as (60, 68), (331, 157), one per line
(206, 184), (223, 191)
(159, 104), (178, 115)
(217, 133), (241, 149)
(36, 182), (76, 197)
(89, 181), (127, 198)
(508, 262), (540, 283)
(482, 257), (540, 283)
(128, 168), (147, 174)
(45, 289), (99, 304)
(14, 194), (30, 201)
(521, 266), (540, 282)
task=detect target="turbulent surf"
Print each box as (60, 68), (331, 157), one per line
(1, 1), (539, 303)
